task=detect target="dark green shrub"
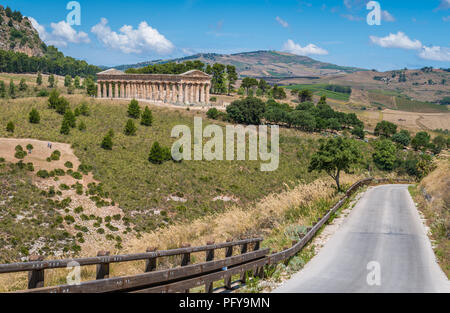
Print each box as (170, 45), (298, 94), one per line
(206, 108), (219, 119)
(141, 106), (153, 126)
(6, 121), (14, 133)
(124, 119), (137, 136)
(29, 108), (40, 124)
(128, 99), (141, 118)
(101, 135), (113, 150)
(37, 170), (50, 178)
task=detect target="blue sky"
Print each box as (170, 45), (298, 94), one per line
(4, 0), (450, 70)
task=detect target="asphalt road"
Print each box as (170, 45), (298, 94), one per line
(274, 184), (450, 293)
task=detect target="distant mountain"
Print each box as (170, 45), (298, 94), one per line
(0, 5), (46, 57)
(114, 50), (366, 78)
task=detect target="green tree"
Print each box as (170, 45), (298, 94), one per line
(373, 139), (397, 171)
(63, 109), (76, 128)
(258, 79), (270, 95)
(48, 74), (55, 88)
(308, 137), (362, 191)
(299, 89), (313, 103)
(271, 85), (287, 100)
(210, 63), (227, 94)
(226, 97), (266, 125)
(6, 121), (15, 133)
(101, 134), (113, 150)
(74, 76), (81, 89)
(128, 99), (141, 119)
(64, 75), (72, 87)
(148, 141), (165, 164)
(55, 96), (70, 115)
(36, 72), (42, 86)
(431, 135), (446, 154)
(226, 65), (238, 95)
(140, 107), (153, 126)
(374, 121), (397, 138)
(60, 119), (70, 135)
(124, 119), (137, 136)
(0, 81), (5, 98)
(79, 102), (90, 116)
(9, 79), (15, 98)
(48, 89), (60, 109)
(19, 78), (27, 91)
(391, 130), (411, 147)
(290, 110), (316, 132)
(206, 108), (219, 120)
(411, 131), (431, 151)
(241, 77), (258, 95)
(85, 77), (97, 96)
(351, 127), (365, 139)
(29, 108), (40, 124)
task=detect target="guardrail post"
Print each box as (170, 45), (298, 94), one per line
(145, 247), (157, 272)
(205, 241), (215, 293)
(240, 242), (249, 283)
(224, 239), (234, 290)
(28, 255), (44, 289)
(96, 251), (110, 280)
(181, 244), (191, 293)
(254, 241), (264, 279)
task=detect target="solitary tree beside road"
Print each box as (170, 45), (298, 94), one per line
(309, 137), (362, 191)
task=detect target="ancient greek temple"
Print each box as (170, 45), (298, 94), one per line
(96, 69), (212, 105)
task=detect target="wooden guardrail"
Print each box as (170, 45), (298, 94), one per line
(1, 177), (413, 293)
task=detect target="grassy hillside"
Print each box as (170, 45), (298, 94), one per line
(284, 84), (351, 102)
(0, 162), (73, 263)
(368, 90), (448, 113)
(0, 95), (331, 234)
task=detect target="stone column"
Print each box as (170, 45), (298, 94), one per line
(206, 83), (210, 104)
(120, 82), (124, 98)
(114, 82), (119, 99)
(167, 83), (172, 103)
(163, 82), (168, 102)
(97, 82), (101, 98)
(178, 83), (184, 104)
(200, 83), (205, 104)
(172, 83), (177, 103)
(107, 82), (111, 99)
(186, 83), (191, 104)
(126, 82), (130, 98)
(102, 82), (107, 98)
(151, 83), (155, 100)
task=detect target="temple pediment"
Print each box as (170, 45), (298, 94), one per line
(180, 70), (211, 78)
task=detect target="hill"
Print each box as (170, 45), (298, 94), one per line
(0, 5), (45, 57)
(115, 50), (365, 77)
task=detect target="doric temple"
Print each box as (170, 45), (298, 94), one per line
(96, 69), (212, 105)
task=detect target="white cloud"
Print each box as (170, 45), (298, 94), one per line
(28, 17), (90, 47)
(91, 18), (174, 55)
(283, 39), (328, 56)
(436, 0), (450, 10)
(382, 10), (395, 22)
(276, 16), (289, 28)
(370, 32), (422, 50)
(50, 21), (90, 44)
(419, 46), (450, 62)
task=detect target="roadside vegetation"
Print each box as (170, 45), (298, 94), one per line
(409, 159), (450, 278)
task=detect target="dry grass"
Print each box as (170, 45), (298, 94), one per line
(411, 157), (450, 278)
